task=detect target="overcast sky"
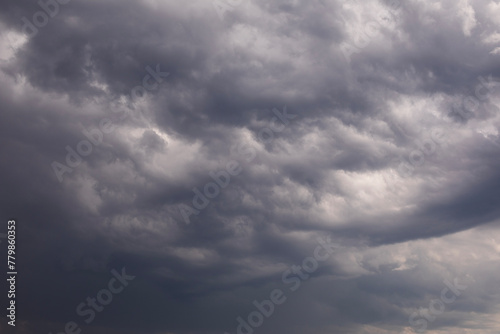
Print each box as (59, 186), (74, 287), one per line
(1, 0), (500, 333)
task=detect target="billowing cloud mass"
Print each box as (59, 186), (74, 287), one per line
(1, 0), (500, 333)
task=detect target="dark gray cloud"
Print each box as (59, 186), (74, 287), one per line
(1, 0), (500, 333)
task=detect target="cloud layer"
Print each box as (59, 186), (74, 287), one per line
(1, 0), (500, 333)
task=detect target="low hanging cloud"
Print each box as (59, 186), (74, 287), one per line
(0, 0), (500, 333)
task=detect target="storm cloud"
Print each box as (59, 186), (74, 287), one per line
(1, 0), (500, 333)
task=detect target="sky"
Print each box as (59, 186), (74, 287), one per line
(1, 0), (500, 333)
